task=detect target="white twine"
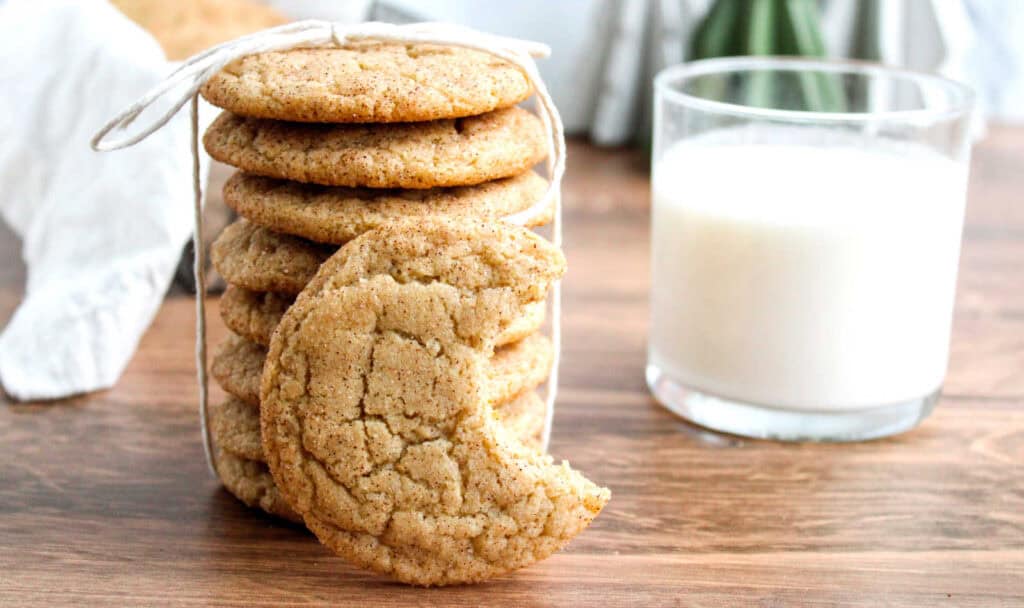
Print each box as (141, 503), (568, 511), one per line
(91, 20), (566, 472)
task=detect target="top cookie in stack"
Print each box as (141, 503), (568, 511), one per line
(202, 41), (549, 188)
(199, 41), (557, 522)
(202, 41), (534, 123)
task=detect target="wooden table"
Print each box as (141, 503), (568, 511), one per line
(2, 133), (1022, 607)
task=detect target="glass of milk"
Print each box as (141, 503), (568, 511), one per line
(647, 57), (975, 441)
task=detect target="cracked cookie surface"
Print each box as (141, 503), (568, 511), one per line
(223, 170), (551, 245)
(260, 218), (609, 585)
(212, 390), (547, 464)
(220, 285), (547, 349)
(211, 220), (333, 295)
(203, 107), (546, 189)
(212, 331), (553, 409)
(200, 43), (533, 123)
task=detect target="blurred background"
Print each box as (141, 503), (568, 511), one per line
(116, 0), (1024, 144)
(113, 0), (1024, 146)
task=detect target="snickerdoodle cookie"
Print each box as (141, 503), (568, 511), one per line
(260, 218), (608, 585)
(211, 395), (264, 462)
(212, 390), (547, 464)
(219, 286), (292, 347)
(220, 284), (547, 348)
(211, 220), (333, 295)
(203, 107), (546, 189)
(210, 333), (265, 405)
(212, 331), (553, 408)
(200, 43), (533, 123)
(214, 448), (302, 524)
(223, 170), (551, 245)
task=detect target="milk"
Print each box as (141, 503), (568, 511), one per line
(649, 128), (968, 411)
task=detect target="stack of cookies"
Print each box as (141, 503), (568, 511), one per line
(199, 41), (560, 522)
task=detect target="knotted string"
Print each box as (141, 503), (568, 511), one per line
(92, 20), (566, 474)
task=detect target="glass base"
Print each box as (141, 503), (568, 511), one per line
(646, 364), (939, 442)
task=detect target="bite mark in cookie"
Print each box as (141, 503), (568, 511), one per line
(260, 218), (608, 586)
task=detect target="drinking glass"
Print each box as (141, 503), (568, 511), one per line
(647, 57), (975, 441)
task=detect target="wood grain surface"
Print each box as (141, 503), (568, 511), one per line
(1, 134), (1022, 607)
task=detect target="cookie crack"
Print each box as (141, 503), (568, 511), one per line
(357, 332), (376, 420)
(257, 221), (604, 585)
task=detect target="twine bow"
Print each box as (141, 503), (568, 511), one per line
(91, 20), (565, 473)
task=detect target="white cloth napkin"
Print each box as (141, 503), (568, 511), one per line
(0, 0), (211, 400)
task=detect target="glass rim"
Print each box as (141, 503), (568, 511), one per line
(654, 56), (975, 123)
